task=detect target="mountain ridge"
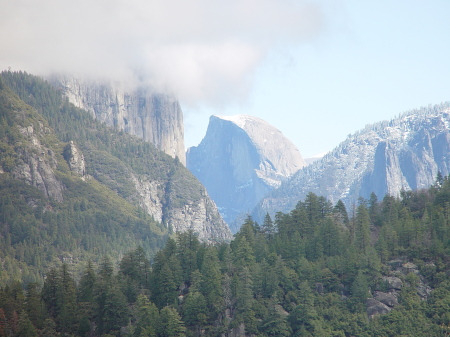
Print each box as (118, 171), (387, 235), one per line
(253, 102), (450, 221)
(0, 71), (231, 284)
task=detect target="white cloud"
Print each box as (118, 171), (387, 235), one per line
(0, 0), (323, 104)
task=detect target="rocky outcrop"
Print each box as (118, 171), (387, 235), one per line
(166, 191), (232, 242)
(187, 115), (305, 231)
(254, 103), (450, 221)
(49, 75), (186, 165)
(13, 124), (65, 202)
(366, 298), (391, 319)
(382, 276), (403, 291)
(64, 141), (86, 178)
(373, 291), (398, 307)
(131, 173), (231, 242)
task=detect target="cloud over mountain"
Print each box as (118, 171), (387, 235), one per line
(0, 0), (322, 104)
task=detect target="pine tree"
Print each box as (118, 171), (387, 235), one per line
(78, 260), (96, 303)
(159, 306), (186, 337)
(15, 311), (38, 337)
(135, 294), (160, 337)
(25, 283), (44, 330)
(355, 203), (371, 254)
(200, 248), (223, 315)
(261, 302), (291, 336)
(262, 213), (276, 239)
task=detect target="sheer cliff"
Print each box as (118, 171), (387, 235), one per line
(254, 102), (450, 221)
(187, 115), (305, 231)
(48, 75), (186, 165)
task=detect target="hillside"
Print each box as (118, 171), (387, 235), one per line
(0, 72), (231, 285)
(254, 102), (450, 222)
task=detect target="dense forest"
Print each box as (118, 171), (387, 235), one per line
(3, 175), (450, 336)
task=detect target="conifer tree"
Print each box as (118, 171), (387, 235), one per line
(159, 306), (186, 337)
(355, 203), (371, 254)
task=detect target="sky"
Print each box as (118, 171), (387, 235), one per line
(1, 0), (450, 158)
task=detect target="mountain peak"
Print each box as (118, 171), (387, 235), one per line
(187, 114), (305, 231)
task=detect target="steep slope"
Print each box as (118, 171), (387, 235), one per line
(254, 102), (450, 221)
(48, 75), (186, 165)
(187, 114), (305, 231)
(0, 72), (231, 284)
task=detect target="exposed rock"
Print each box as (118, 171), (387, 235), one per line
(13, 125), (65, 202)
(373, 291), (398, 307)
(401, 262), (419, 274)
(254, 103), (450, 221)
(49, 75), (186, 165)
(388, 259), (404, 269)
(417, 278), (433, 300)
(382, 276), (403, 291)
(64, 141), (86, 178)
(366, 298), (391, 319)
(130, 174), (164, 223)
(187, 114), (305, 231)
(166, 192), (232, 242)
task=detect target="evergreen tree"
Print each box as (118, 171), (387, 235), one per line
(262, 213), (275, 239)
(78, 260), (97, 303)
(261, 302), (291, 336)
(159, 306), (186, 337)
(25, 283), (44, 330)
(355, 203), (371, 254)
(200, 248), (223, 316)
(135, 294), (160, 337)
(15, 311), (38, 337)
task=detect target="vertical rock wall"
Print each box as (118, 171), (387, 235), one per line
(50, 76), (186, 165)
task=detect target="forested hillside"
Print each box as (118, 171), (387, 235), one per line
(3, 175), (450, 336)
(0, 71), (230, 287)
(0, 74), (169, 286)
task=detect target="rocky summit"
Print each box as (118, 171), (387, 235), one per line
(187, 114), (305, 231)
(254, 102), (450, 221)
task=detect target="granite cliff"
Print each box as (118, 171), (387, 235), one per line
(187, 115), (305, 231)
(254, 102), (450, 221)
(49, 75), (186, 165)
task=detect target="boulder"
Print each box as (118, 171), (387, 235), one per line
(366, 298), (391, 319)
(382, 276), (403, 290)
(373, 291), (398, 307)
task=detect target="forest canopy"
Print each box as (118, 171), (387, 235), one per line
(2, 175), (450, 336)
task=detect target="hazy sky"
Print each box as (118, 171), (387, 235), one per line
(1, 0), (449, 158)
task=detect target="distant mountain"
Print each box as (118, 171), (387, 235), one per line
(0, 71), (231, 284)
(304, 154), (324, 165)
(48, 75), (186, 165)
(187, 114), (305, 231)
(253, 102), (450, 221)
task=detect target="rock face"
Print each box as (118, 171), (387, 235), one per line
(366, 298), (391, 319)
(13, 124), (65, 202)
(64, 141), (86, 178)
(49, 76), (186, 165)
(187, 115), (305, 231)
(254, 103), (450, 220)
